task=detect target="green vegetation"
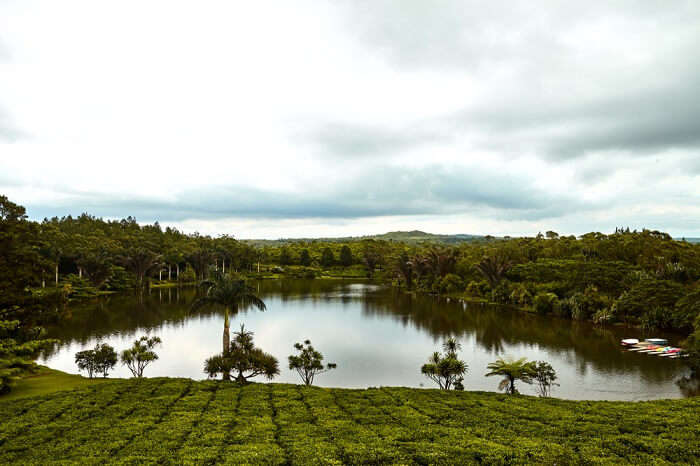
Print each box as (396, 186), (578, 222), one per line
(75, 343), (118, 378)
(193, 272), (267, 380)
(0, 366), (100, 401)
(3, 193), (700, 389)
(421, 338), (467, 390)
(0, 377), (698, 464)
(485, 358), (538, 395)
(204, 325), (280, 383)
(120, 336), (162, 378)
(288, 339), (337, 386)
(0, 196), (56, 393)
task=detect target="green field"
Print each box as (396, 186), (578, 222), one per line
(1, 378), (699, 464)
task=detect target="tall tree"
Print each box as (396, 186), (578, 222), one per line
(320, 247), (335, 267)
(0, 195), (44, 307)
(119, 248), (161, 288)
(191, 272), (266, 380)
(475, 254), (512, 288)
(339, 245), (353, 267)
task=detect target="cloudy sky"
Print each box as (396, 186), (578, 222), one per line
(1, 1), (699, 238)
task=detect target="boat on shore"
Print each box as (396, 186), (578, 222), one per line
(620, 338), (684, 358)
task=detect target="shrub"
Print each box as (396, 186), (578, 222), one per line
(533, 293), (560, 315)
(205, 324), (279, 383)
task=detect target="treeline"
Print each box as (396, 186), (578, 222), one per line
(3, 194), (700, 337)
(261, 230), (700, 336)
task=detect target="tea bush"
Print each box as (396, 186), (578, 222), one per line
(1, 378), (698, 464)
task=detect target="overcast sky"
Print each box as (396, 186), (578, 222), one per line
(1, 1), (699, 238)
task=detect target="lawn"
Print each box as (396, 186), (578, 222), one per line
(0, 366), (103, 402)
(1, 377), (698, 464)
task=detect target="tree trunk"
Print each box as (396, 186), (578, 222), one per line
(78, 267), (82, 278)
(42, 279), (45, 288)
(176, 263), (179, 280)
(222, 259), (225, 274)
(159, 269), (162, 281)
(168, 264), (172, 281)
(55, 263), (59, 286)
(223, 308), (230, 381)
(257, 262), (260, 273)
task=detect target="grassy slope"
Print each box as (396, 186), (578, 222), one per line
(1, 378), (698, 465)
(0, 366), (102, 402)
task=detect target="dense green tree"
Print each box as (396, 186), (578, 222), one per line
(0, 195), (44, 307)
(299, 249), (312, 266)
(395, 251), (414, 289)
(204, 324), (279, 383)
(75, 343), (117, 378)
(320, 247), (335, 267)
(0, 315), (54, 393)
(119, 248), (161, 288)
(279, 247), (292, 266)
(121, 336), (162, 378)
(339, 245), (353, 267)
(288, 339), (337, 386)
(475, 254), (512, 288)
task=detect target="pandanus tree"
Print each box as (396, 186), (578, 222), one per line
(204, 324), (279, 383)
(191, 272), (266, 380)
(485, 357), (537, 395)
(120, 336), (162, 378)
(288, 339), (337, 386)
(421, 338), (468, 390)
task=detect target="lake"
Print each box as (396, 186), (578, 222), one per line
(41, 279), (693, 400)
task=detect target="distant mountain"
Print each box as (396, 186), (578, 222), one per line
(242, 230), (491, 247)
(679, 237), (700, 244)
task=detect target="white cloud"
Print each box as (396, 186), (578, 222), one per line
(1, 0), (698, 237)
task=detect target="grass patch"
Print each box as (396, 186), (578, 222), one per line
(1, 378), (699, 464)
(0, 366), (105, 402)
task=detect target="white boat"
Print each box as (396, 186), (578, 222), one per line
(645, 338), (668, 345)
(621, 338), (639, 346)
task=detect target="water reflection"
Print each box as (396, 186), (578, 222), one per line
(41, 279), (691, 400)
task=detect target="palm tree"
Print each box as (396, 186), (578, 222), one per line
(485, 357), (537, 395)
(119, 247), (162, 288)
(191, 271), (266, 380)
(475, 254), (512, 288)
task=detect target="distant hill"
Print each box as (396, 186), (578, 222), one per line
(680, 237), (700, 244)
(242, 230), (491, 247)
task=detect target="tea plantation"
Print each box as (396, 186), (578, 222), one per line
(1, 378), (698, 464)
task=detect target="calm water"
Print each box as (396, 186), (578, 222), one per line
(41, 279), (694, 400)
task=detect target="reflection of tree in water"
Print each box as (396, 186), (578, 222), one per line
(44, 279), (687, 385)
(360, 288), (685, 381)
(42, 287), (261, 358)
